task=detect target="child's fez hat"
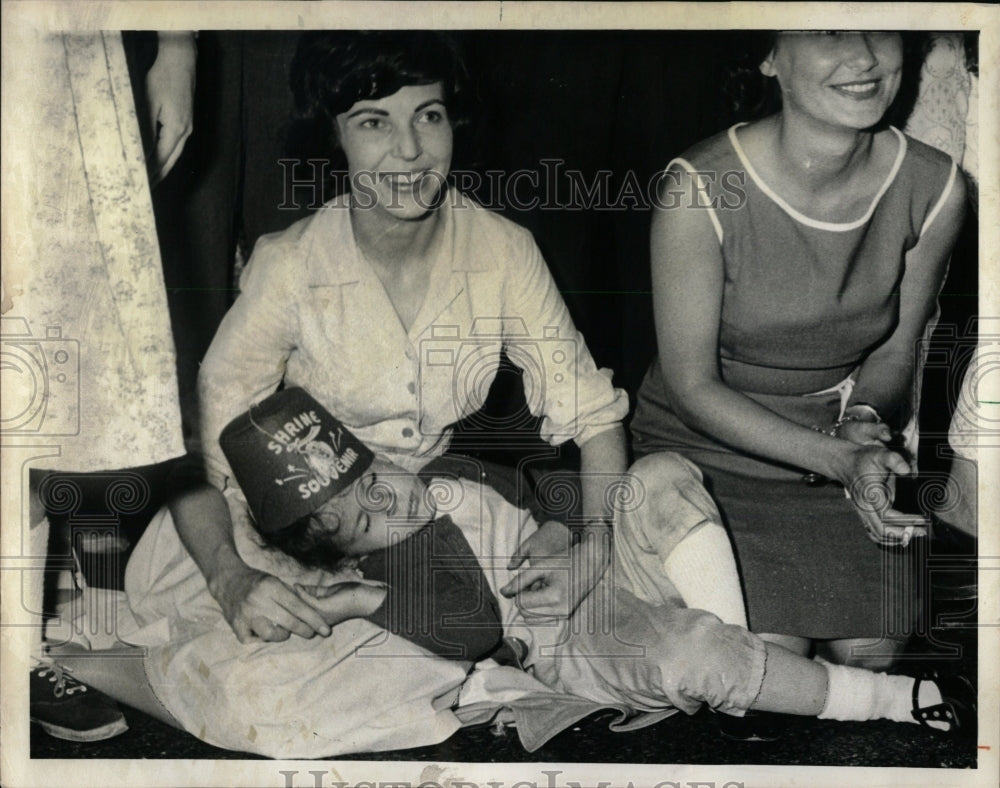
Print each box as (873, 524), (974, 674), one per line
(219, 388), (374, 533)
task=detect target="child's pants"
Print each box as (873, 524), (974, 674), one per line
(513, 453), (766, 717)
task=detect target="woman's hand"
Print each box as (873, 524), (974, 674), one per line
(500, 519), (611, 619)
(145, 32), (197, 185)
(293, 581), (388, 627)
(207, 561), (332, 644)
(835, 443), (926, 547)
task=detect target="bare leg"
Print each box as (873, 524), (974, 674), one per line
(750, 642), (827, 715)
(49, 644), (181, 728)
(746, 640), (953, 729)
(818, 635), (907, 670)
(759, 632), (811, 656)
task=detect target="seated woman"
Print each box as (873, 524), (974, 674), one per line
(47, 389), (975, 757)
(631, 31), (966, 666)
(177, 30), (630, 647)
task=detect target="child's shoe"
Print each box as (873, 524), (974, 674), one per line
(30, 662), (128, 742)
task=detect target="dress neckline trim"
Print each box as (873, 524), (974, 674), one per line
(727, 122), (907, 232)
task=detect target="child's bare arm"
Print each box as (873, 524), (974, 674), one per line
(294, 582), (388, 627)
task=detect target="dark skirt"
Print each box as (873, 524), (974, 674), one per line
(631, 370), (916, 640)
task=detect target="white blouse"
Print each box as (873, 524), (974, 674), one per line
(199, 190), (627, 486)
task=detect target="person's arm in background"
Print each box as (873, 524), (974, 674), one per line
(145, 31), (197, 185)
(502, 424), (627, 617)
(940, 454), (977, 537)
(579, 423), (629, 518)
(650, 167), (915, 545)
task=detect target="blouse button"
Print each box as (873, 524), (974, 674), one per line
(402, 427), (414, 438)
(407, 381), (416, 394)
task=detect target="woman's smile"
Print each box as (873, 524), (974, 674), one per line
(829, 78), (883, 99)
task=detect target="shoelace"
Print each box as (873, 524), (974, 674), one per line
(34, 664), (88, 698)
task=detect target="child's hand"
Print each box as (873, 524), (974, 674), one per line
(500, 520), (611, 619)
(294, 581), (387, 626)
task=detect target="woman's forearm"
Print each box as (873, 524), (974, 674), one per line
(168, 482), (332, 641)
(669, 378), (853, 482)
(847, 348), (918, 427)
(848, 167), (966, 425)
(578, 424), (628, 521)
(167, 483), (246, 595)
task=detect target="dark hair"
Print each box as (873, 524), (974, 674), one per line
(725, 31), (781, 122)
(256, 511), (350, 573)
(883, 32), (932, 129)
(289, 30), (469, 152)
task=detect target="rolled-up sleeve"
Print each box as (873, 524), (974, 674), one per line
(197, 235), (299, 489)
(504, 231), (628, 447)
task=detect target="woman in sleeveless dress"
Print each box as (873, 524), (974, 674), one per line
(631, 32), (967, 665)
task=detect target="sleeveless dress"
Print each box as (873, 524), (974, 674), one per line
(631, 124), (958, 639)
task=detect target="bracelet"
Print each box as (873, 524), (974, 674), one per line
(810, 421), (844, 439)
(812, 403), (882, 438)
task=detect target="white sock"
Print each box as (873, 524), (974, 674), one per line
(663, 523), (748, 627)
(818, 661), (947, 729)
